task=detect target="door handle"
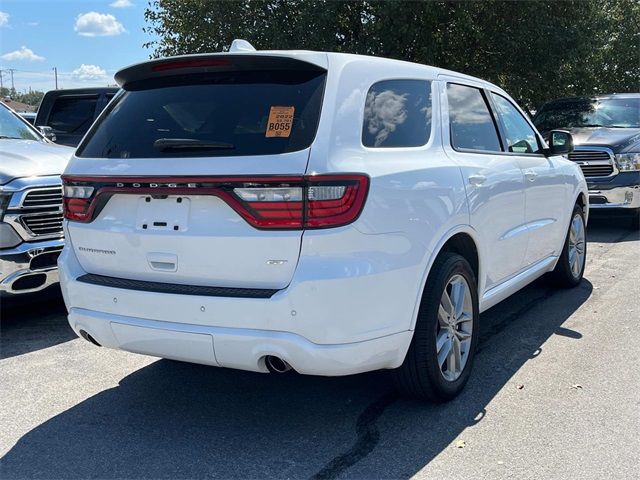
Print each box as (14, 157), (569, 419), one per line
(525, 170), (538, 182)
(468, 174), (486, 186)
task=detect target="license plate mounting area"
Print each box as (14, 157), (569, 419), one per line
(135, 196), (190, 232)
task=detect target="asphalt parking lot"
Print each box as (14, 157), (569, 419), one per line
(1, 217), (638, 480)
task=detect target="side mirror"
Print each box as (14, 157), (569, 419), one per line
(547, 130), (573, 155)
(38, 126), (57, 143)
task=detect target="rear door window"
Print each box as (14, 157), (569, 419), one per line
(447, 83), (502, 152)
(362, 79), (432, 148)
(47, 95), (98, 135)
(77, 70), (326, 158)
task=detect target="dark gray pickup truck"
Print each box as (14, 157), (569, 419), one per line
(534, 93), (640, 228)
(34, 87), (118, 147)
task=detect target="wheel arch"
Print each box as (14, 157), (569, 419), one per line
(409, 225), (483, 331)
(575, 191), (588, 223)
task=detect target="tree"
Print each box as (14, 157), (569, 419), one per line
(0, 87), (44, 107)
(143, 0), (640, 109)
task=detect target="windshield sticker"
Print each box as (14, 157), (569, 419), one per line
(266, 106), (295, 138)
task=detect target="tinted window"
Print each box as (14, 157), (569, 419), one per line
(48, 96), (98, 135)
(362, 80), (431, 148)
(491, 93), (541, 154)
(447, 84), (501, 152)
(0, 106), (40, 141)
(78, 70), (326, 158)
(533, 96), (640, 132)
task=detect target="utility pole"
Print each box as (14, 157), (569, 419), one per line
(8, 68), (15, 94)
(53, 67), (58, 90)
(0, 70), (4, 91)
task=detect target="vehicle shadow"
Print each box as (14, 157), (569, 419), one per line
(587, 215), (639, 243)
(0, 277), (593, 479)
(0, 287), (75, 360)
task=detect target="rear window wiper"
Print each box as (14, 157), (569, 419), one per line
(153, 138), (235, 152)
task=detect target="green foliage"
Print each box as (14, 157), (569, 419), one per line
(0, 86), (45, 107)
(143, 0), (640, 109)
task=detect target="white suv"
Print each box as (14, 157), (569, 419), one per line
(59, 45), (588, 401)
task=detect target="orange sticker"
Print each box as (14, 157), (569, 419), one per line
(266, 106), (295, 138)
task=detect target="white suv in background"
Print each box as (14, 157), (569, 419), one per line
(59, 44), (588, 401)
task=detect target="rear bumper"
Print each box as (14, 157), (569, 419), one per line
(67, 307), (412, 376)
(59, 228), (420, 375)
(0, 238), (64, 295)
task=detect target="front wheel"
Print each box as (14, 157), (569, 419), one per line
(551, 204), (587, 287)
(393, 252), (479, 402)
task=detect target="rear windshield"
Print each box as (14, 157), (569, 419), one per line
(48, 95), (98, 135)
(77, 70), (326, 158)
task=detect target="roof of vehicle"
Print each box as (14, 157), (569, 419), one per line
(539, 93), (640, 107)
(41, 87), (119, 97)
(114, 49), (507, 96)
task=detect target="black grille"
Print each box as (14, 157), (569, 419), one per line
(30, 250), (62, 270)
(22, 187), (63, 208)
(568, 150), (611, 162)
(579, 164), (614, 177)
(77, 273), (280, 299)
(567, 150), (614, 177)
(22, 212), (64, 236)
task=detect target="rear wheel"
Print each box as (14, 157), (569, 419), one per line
(393, 252), (479, 402)
(551, 204), (587, 287)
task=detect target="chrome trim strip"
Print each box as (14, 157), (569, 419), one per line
(0, 239), (64, 295)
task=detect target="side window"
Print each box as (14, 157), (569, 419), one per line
(362, 79), (432, 148)
(491, 93), (541, 154)
(447, 84), (501, 152)
(48, 96), (98, 135)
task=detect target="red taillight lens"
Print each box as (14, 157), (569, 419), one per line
(232, 175), (368, 228)
(62, 174), (369, 229)
(305, 176), (368, 228)
(63, 198), (92, 222)
(62, 185), (95, 222)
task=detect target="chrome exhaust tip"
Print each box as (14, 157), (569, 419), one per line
(265, 355), (292, 373)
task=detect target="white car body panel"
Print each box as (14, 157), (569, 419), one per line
(59, 50), (587, 375)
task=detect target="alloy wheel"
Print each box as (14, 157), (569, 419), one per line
(436, 274), (474, 382)
(568, 213), (586, 279)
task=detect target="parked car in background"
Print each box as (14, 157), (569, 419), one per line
(59, 44), (587, 402)
(534, 94), (640, 228)
(35, 87), (119, 147)
(18, 112), (36, 125)
(0, 102), (72, 295)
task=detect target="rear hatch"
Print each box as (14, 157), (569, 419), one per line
(63, 55), (327, 290)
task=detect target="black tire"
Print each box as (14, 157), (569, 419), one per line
(392, 252), (479, 402)
(551, 203), (587, 288)
(629, 210), (640, 230)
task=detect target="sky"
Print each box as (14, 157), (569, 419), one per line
(0, 0), (152, 93)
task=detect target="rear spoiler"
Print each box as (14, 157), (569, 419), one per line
(114, 53), (328, 89)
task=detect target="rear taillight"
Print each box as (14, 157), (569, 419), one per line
(62, 185), (94, 222)
(62, 174), (369, 230)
